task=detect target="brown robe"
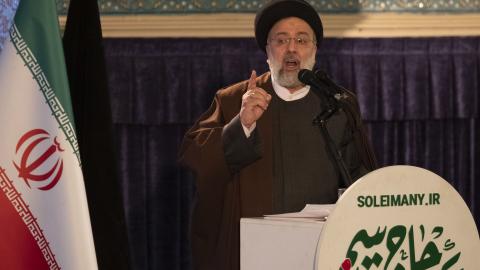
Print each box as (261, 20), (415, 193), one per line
(179, 72), (377, 270)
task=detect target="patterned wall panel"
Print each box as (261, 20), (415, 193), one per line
(56, 0), (480, 15)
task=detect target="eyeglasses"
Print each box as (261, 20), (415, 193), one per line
(268, 36), (316, 47)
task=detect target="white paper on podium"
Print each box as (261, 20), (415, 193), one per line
(263, 204), (335, 221)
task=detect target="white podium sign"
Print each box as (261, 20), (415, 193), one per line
(316, 165), (480, 269)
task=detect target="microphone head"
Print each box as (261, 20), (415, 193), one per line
(298, 69), (316, 85)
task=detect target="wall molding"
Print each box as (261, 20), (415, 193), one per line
(58, 13), (480, 38)
(56, 0), (480, 14)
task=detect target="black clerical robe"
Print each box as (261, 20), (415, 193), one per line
(179, 72), (377, 270)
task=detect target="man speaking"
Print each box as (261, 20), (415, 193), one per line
(179, 1), (377, 269)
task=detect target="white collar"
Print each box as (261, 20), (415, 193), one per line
(271, 72), (310, 101)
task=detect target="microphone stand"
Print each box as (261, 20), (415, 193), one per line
(311, 83), (354, 189)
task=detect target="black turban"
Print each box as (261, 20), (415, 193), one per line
(254, 0), (323, 52)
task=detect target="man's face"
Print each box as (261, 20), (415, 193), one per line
(266, 17), (317, 90)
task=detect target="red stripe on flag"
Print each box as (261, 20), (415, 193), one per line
(0, 167), (56, 269)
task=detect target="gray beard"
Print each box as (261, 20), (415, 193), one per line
(269, 54), (316, 89)
(275, 69), (303, 89)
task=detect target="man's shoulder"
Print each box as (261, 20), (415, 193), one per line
(217, 72), (271, 98)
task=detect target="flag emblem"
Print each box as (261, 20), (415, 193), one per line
(13, 129), (64, 190)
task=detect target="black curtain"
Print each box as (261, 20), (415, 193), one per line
(63, 0), (131, 269)
(103, 37), (479, 270)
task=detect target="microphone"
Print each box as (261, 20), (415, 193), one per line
(314, 70), (348, 95)
(298, 69), (354, 187)
(298, 69), (338, 99)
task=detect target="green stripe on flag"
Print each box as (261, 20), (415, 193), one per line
(12, 0), (80, 163)
(13, 0), (75, 130)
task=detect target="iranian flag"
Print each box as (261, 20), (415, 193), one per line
(0, 0), (98, 269)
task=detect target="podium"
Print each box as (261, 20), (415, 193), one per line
(240, 166), (480, 270)
(241, 218), (324, 270)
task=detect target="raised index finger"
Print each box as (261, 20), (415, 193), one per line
(247, 70), (257, 90)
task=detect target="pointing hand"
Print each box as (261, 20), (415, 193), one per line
(239, 70), (272, 128)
